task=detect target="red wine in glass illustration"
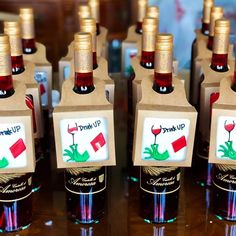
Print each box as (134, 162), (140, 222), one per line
(151, 125), (162, 145)
(67, 123), (78, 145)
(224, 120), (235, 142)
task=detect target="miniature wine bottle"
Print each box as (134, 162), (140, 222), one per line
(4, 21), (45, 192)
(65, 32), (106, 224)
(140, 34), (180, 223)
(88, 0), (100, 35)
(207, 6), (224, 50)
(0, 34), (33, 232)
(196, 19), (230, 186)
(19, 8), (37, 54)
(128, 17), (158, 182)
(135, 0), (148, 34)
(202, 0), (214, 35)
(80, 18), (98, 69)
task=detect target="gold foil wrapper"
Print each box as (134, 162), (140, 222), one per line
(203, 0), (214, 24)
(138, 0), (148, 22)
(8, 35), (23, 56)
(154, 50), (173, 74)
(78, 5), (91, 20)
(88, 0), (100, 23)
(0, 34), (12, 76)
(209, 7), (224, 37)
(146, 6), (159, 19)
(19, 8), (35, 39)
(213, 33), (229, 54)
(142, 31), (156, 52)
(74, 50), (93, 73)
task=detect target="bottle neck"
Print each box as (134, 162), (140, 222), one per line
(11, 55), (25, 75)
(74, 72), (95, 94)
(201, 22), (210, 35)
(231, 70), (236, 92)
(93, 51), (98, 69)
(96, 23), (100, 35)
(207, 35), (213, 50)
(153, 72), (173, 94)
(135, 22), (142, 34)
(22, 38), (37, 54)
(140, 51), (155, 69)
(210, 53), (229, 72)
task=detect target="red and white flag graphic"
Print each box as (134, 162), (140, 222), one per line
(171, 135), (187, 153)
(40, 84), (46, 95)
(9, 138), (26, 158)
(90, 133), (106, 152)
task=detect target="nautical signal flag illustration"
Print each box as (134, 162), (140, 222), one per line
(9, 138), (26, 158)
(40, 83), (46, 95)
(171, 135), (187, 153)
(90, 132), (106, 152)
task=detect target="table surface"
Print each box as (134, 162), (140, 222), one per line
(4, 75), (236, 236)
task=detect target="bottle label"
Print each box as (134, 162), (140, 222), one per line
(9, 35), (23, 56)
(155, 51), (172, 74)
(142, 32), (156, 52)
(140, 167), (181, 194)
(213, 165), (236, 192)
(65, 167), (106, 195)
(213, 34), (229, 54)
(74, 50), (93, 73)
(0, 173), (32, 202)
(0, 54), (12, 76)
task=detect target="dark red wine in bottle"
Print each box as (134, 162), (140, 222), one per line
(19, 8), (37, 54)
(65, 32), (105, 224)
(207, 6), (224, 50)
(65, 167), (106, 224)
(140, 167), (181, 223)
(195, 19), (230, 186)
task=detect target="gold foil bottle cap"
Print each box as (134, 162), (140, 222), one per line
(209, 6), (224, 36)
(19, 8), (34, 20)
(146, 6), (160, 19)
(142, 17), (157, 32)
(156, 34), (173, 51)
(4, 21), (21, 36)
(0, 34), (10, 53)
(78, 5), (91, 20)
(74, 32), (92, 51)
(137, 0), (148, 22)
(80, 18), (96, 33)
(88, 0), (100, 23)
(214, 18), (230, 34)
(203, 0), (214, 24)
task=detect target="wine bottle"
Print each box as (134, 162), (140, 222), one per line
(0, 34), (32, 232)
(19, 8), (37, 54)
(207, 6), (224, 50)
(80, 18), (98, 70)
(195, 19), (230, 186)
(202, 0), (214, 35)
(4, 21), (45, 192)
(128, 17), (158, 182)
(135, 0), (148, 34)
(64, 32), (106, 224)
(140, 34), (180, 223)
(88, 0), (100, 35)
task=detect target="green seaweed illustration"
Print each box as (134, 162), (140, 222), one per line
(144, 144), (170, 161)
(63, 144), (90, 162)
(218, 141), (236, 160)
(0, 157), (9, 168)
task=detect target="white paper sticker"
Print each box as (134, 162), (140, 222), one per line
(60, 118), (109, 163)
(141, 118), (190, 162)
(216, 116), (236, 160)
(0, 123), (27, 169)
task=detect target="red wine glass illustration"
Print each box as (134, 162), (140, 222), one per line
(224, 120), (235, 142)
(151, 125), (162, 145)
(68, 123), (78, 145)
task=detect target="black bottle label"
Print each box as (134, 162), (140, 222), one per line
(140, 167), (181, 194)
(213, 165), (236, 192)
(65, 167), (106, 194)
(0, 173), (32, 202)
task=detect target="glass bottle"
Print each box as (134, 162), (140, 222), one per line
(88, 0), (100, 35)
(0, 34), (33, 232)
(140, 34), (181, 223)
(195, 19), (230, 186)
(128, 17), (158, 182)
(190, 0), (214, 107)
(135, 0), (148, 34)
(4, 21), (45, 192)
(65, 32), (106, 224)
(80, 18), (98, 70)
(19, 8), (37, 54)
(207, 6), (224, 51)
